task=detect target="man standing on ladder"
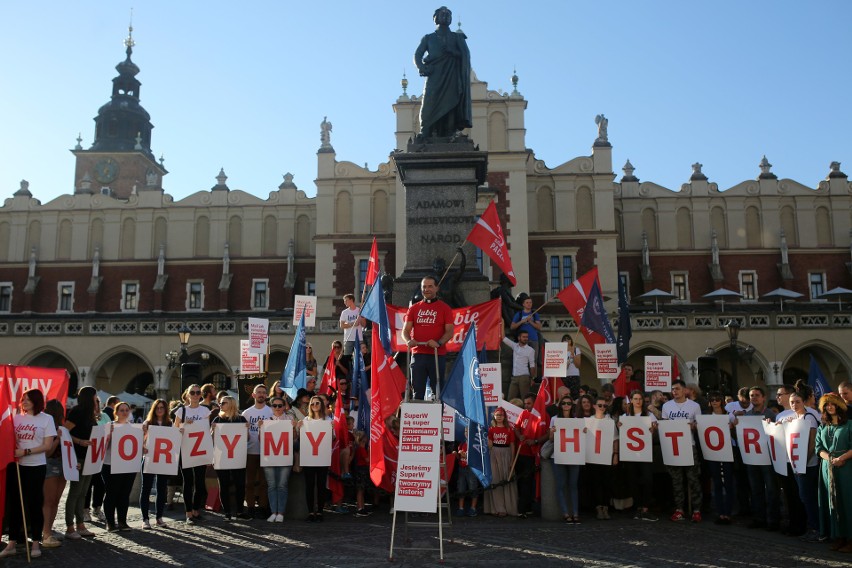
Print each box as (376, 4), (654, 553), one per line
(402, 275), (454, 400)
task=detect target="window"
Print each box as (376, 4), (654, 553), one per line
(121, 281), (139, 312)
(305, 280), (316, 297)
(187, 281), (204, 310)
(58, 282), (75, 312)
(544, 248), (578, 298)
(618, 272), (630, 302)
(739, 271), (757, 301)
(353, 254), (370, 302)
(671, 272), (689, 302)
(809, 272), (826, 301)
(252, 279), (269, 310)
(0, 283), (11, 312)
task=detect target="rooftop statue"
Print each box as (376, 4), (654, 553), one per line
(414, 7), (472, 139)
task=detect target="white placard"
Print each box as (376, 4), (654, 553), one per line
(294, 295), (318, 327)
(479, 363), (502, 406)
(109, 423), (143, 474)
(248, 317), (269, 354)
(619, 416), (653, 463)
(181, 419), (214, 468)
(594, 344), (619, 381)
(657, 420), (694, 466)
(260, 419), (295, 467)
(785, 419), (811, 474)
(696, 415), (733, 462)
(644, 356), (672, 391)
(735, 416), (771, 466)
(584, 417), (615, 465)
(395, 461), (440, 513)
(553, 418), (587, 465)
(59, 427), (79, 482)
(143, 426), (181, 476)
(82, 425), (107, 476)
(398, 404), (441, 462)
(543, 343), (568, 377)
(213, 422), (248, 470)
(299, 419), (332, 467)
(497, 399), (522, 427)
(763, 421), (788, 476)
(442, 405), (455, 443)
(240, 340), (262, 374)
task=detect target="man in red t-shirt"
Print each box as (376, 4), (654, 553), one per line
(402, 276), (454, 400)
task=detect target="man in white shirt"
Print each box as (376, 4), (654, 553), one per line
(339, 293), (365, 358)
(502, 331), (536, 401)
(661, 380), (703, 523)
(242, 384), (273, 516)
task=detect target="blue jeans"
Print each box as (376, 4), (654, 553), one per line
(264, 466), (292, 514)
(795, 465), (819, 531)
(747, 464), (779, 525)
(706, 460), (735, 516)
(553, 463), (580, 516)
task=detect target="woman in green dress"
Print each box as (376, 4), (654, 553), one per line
(815, 393), (852, 552)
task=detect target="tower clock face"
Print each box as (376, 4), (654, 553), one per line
(95, 158), (119, 183)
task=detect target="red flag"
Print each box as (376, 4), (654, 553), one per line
(328, 395), (349, 504)
(613, 367), (628, 397)
(379, 424), (399, 493)
(369, 327), (388, 488)
(366, 237), (379, 286)
(466, 201), (516, 285)
(672, 356), (681, 382)
(319, 351), (337, 396)
(515, 377), (552, 439)
(556, 267), (610, 352)
(0, 366), (17, 533)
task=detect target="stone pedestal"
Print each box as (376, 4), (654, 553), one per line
(392, 138), (490, 307)
(539, 458), (562, 521)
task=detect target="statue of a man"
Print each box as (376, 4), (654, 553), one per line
(414, 7), (472, 138)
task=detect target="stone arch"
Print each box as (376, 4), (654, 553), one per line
(676, 207), (693, 249)
(228, 215), (243, 257)
(195, 215), (210, 257)
(713, 344), (771, 393)
(89, 346), (155, 397)
(295, 214), (311, 256)
(371, 189), (389, 233)
(88, 217), (104, 259)
(488, 111), (508, 151)
(57, 219), (72, 260)
(536, 186), (554, 231)
(710, 205), (728, 248)
(779, 203), (798, 247)
(18, 346), (80, 397)
(119, 217), (135, 259)
(642, 208), (658, 249)
(335, 190), (352, 233)
(152, 216), (168, 258)
(745, 205), (762, 248)
(262, 214), (278, 256)
(576, 186), (594, 230)
(781, 340), (851, 388)
(815, 206), (832, 247)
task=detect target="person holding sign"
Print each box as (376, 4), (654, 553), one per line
(784, 391), (820, 542)
(173, 384), (212, 524)
(815, 393), (852, 552)
(260, 396), (295, 523)
(550, 395), (582, 523)
(0, 389), (56, 559)
(620, 389), (658, 522)
(743, 386), (780, 530)
(140, 399), (172, 529)
(302, 396), (331, 522)
(242, 384), (273, 518)
(661, 380), (703, 523)
(102, 402), (137, 532)
(41, 400), (67, 549)
(211, 397), (250, 521)
(63, 386), (98, 540)
(704, 392), (735, 525)
(588, 396), (619, 520)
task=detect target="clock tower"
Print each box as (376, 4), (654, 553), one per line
(72, 26), (167, 199)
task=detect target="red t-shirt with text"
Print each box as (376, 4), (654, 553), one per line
(406, 299), (453, 355)
(488, 426), (515, 447)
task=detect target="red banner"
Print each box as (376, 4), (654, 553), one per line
(0, 366), (70, 411)
(388, 298), (503, 353)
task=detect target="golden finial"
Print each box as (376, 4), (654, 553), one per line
(124, 8), (135, 49)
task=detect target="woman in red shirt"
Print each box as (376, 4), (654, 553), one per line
(484, 408), (517, 517)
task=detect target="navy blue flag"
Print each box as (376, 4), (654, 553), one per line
(281, 312), (307, 400)
(361, 277), (392, 355)
(351, 335), (370, 432)
(581, 279), (616, 344)
(616, 277), (632, 364)
(440, 325), (487, 427)
(809, 354), (831, 400)
(466, 420), (492, 488)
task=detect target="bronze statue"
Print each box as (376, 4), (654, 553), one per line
(414, 7), (472, 138)
(410, 248), (467, 308)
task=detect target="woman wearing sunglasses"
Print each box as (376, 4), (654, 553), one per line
(301, 396), (330, 522)
(620, 389), (658, 522)
(550, 395), (582, 523)
(173, 384), (211, 524)
(589, 396), (618, 520)
(260, 396), (295, 522)
(211, 396), (250, 521)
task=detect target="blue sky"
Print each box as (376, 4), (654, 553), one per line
(1, 1), (850, 203)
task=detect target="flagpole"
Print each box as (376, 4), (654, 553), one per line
(437, 251), (461, 287)
(16, 462), (31, 562)
(508, 444), (523, 481)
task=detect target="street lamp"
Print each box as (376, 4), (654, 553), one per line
(725, 319), (740, 394)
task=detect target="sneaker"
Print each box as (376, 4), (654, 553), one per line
(641, 511), (659, 522)
(93, 507), (106, 522)
(354, 508), (371, 518)
(267, 513), (277, 522)
(801, 529), (820, 543)
(118, 523), (132, 532)
(65, 530), (81, 540)
(143, 520), (152, 530)
(466, 508), (478, 517)
(454, 508), (465, 517)
(156, 518), (167, 527)
(185, 517), (197, 525)
(275, 514), (284, 522)
(633, 510), (642, 520)
(77, 527), (95, 537)
(83, 509), (93, 523)
(42, 536), (62, 548)
(691, 511), (702, 523)
(670, 510), (685, 522)
(332, 505), (348, 514)
(107, 524), (119, 532)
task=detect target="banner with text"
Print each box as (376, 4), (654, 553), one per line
(181, 419), (214, 468)
(644, 356), (672, 391)
(143, 426), (181, 476)
(294, 295), (317, 327)
(594, 344), (619, 381)
(82, 425), (107, 476)
(240, 340), (263, 375)
(394, 403), (441, 513)
(388, 299), (503, 352)
(260, 420), (295, 467)
(479, 363), (502, 406)
(213, 423), (248, 470)
(543, 343), (568, 378)
(299, 419), (332, 467)
(59, 427), (79, 482)
(0, 366), (69, 411)
(109, 424), (144, 474)
(248, 317), (269, 354)
(618, 416), (654, 462)
(552, 418), (587, 465)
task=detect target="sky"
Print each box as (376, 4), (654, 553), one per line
(1, 1), (851, 204)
